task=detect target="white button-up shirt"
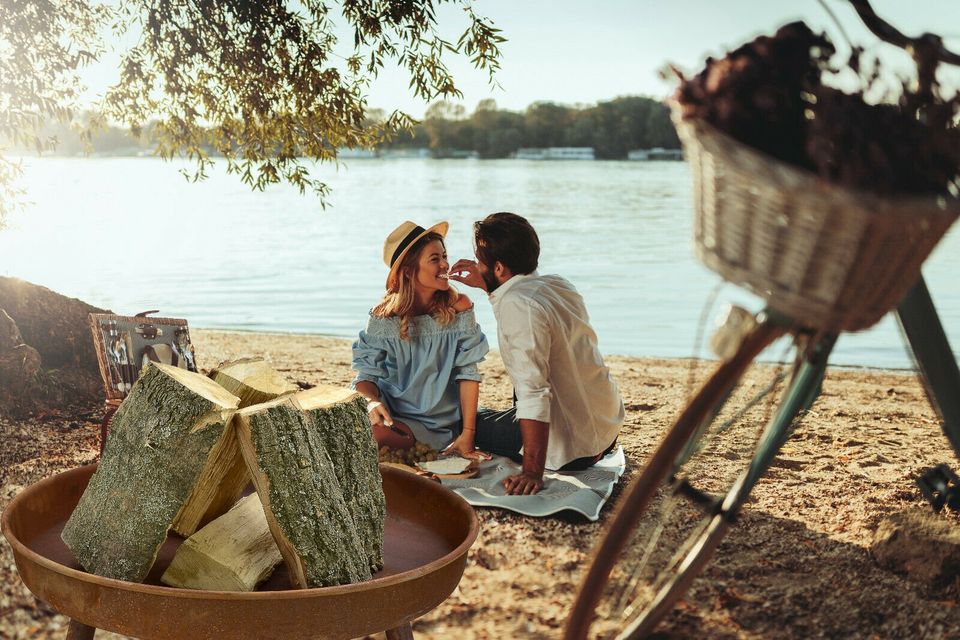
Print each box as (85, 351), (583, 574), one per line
(489, 271), (624, 470)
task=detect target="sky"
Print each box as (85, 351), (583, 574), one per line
(75, 0), (960, 119)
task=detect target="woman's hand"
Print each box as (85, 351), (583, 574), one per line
(448, 259), (488, 292)
(366, 400), (393, 429)
(442, 432), (492, 461)
(368, 403), (416, 450)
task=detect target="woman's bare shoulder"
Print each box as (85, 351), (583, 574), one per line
(452, 292), (473, 312)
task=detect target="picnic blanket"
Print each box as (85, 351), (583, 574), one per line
(442, 446), (626, 521)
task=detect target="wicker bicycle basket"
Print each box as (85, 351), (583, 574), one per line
(673, 110), (960, 332)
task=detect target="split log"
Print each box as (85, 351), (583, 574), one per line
(235, 398), (371, 588)
(209, 358), (298, 407)
(169, 423), (251, 537)
(294, 386), (385, 573)
(61, 363), (240, 582)
(171, 359), (298, 536)
(161, 493), (283, 591)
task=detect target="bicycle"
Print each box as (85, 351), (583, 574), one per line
(563, 4), (960, 638)
(565, 279), (960, 639)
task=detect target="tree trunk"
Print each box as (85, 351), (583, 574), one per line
(0, 276), (106, 371)
(61, 363), (240, 582)
(294, 386), (385, 573)
(161, 493), (282, 591)
(0, 277), (110, 416)
(0, 309), (43, 409)
(172, 359), (299, 536)
(235, 398), (371, 588)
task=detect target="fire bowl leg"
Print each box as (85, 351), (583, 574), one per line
(386, 622), (414, 639)
(66, 619), (95, 640)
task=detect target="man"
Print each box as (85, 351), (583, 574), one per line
(450, 212), (624, 495)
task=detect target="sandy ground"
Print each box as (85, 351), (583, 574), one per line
(2, 328), (960, 639)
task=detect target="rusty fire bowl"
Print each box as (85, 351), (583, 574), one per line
(2, 464), (479, 639)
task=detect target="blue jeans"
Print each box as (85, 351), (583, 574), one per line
(474, 406), (616, 472)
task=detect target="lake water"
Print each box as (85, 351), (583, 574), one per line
(1, 156), (958, 369)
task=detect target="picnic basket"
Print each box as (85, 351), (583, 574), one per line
(672, 109), (960, 332)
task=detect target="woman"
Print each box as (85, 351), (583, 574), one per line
(352, 220), (490, 460)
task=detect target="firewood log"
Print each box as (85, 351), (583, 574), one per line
(61, 363), (240, 582)
(293, 386), (385, 572)
(208, 358), (299, 406)
(161, 493), (282, 591)
(172, 359), (297, 536)
(235, 397), (371, 588)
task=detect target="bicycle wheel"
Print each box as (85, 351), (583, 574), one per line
(565, 319), (791, 639)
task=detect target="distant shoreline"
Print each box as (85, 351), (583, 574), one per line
(192, 327), (922, 375)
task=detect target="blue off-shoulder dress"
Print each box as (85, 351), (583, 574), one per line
(351, 307), (489, 451)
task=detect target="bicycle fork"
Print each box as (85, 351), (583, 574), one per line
(721, 329), (838, 520)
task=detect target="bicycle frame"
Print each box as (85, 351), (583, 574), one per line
(720, 275), (960, 521)
(897, 277), (960, 454)
(564, 274), (960, 640)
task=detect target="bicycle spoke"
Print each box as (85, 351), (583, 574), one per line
(674, 370), (788, 470)
(580, 343), (795, 638)
(611, 488), (693, 618)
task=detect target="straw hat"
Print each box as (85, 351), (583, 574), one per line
(383, 220), (449, 289)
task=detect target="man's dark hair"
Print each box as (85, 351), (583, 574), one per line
(473, 212), (540, 275)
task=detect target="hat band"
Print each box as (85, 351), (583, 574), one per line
(390, 225), (426, 267)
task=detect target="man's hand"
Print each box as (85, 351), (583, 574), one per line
(448, 259), (488, 292)
(503, 471), (543, 495)
(503, 418), (549, 495)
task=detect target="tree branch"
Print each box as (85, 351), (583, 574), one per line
(847, 0), (960, 65)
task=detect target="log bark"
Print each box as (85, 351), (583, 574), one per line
(161, 493), (283, 591)
(61, 363), (240, 582)
(235, 398), (371, 588)
(171, 359), (298, 536)
(294, 386), (385, 572)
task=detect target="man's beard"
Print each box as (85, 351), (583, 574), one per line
(482, 269), (500, 293)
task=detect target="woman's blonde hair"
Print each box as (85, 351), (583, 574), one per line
(372, 232), (459, 339)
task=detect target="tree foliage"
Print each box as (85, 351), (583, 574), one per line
(0, 0), (504, 219)
(0, 0), (112, 225)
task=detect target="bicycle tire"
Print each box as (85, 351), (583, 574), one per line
(564, 320), (786, 640)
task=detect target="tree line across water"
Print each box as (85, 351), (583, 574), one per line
(375, 95), (680, 159)
(13, 95), (678, 161)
